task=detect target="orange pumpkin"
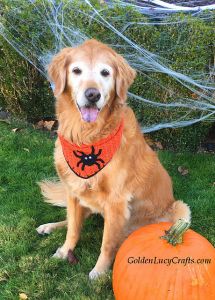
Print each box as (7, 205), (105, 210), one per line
(113, 220), (215, 300)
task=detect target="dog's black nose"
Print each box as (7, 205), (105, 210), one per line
(85, 88), (101, 103)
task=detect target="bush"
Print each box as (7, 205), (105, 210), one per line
(0, 40), (54, 121)
(0, 0), (214, 150)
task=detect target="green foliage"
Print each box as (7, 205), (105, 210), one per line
(0, 0), (214, 149)
(0, 40), (54, 121)
(0, 0), (55, 121)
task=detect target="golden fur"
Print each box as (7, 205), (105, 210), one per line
(37, 39), (191, 279)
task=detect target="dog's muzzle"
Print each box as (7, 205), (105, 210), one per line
(78, 88), (102, 123)
(85, 88), (101, 103)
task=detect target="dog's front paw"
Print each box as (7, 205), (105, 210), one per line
(89, 267), (104, 280)
(52, 247), (68, 260)
(36, 223), (55, 235)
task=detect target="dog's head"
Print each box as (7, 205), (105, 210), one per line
(48, 39), (136, 123)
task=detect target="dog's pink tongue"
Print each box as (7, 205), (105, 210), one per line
(80, 107), (99, 122)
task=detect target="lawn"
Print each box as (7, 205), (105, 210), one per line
(0, 121), (214, 300)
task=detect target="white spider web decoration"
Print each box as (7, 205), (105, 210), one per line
(0, 0), (214, 133)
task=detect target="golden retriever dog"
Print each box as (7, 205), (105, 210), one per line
(36, 39), (191, 279)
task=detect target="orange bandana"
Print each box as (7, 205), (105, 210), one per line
(58, 119), (124, 179)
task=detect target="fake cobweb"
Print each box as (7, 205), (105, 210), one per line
(0, 0), (215, 133)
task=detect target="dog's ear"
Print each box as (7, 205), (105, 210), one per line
(115, 54), (136, 103)
(48, 48), (72, 97)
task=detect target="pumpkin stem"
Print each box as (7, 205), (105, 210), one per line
(160, 219), (190, 246)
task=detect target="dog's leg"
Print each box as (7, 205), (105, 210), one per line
(89, 201), (128, 279)
(36, 220), (67, 235)
(53, 196), (90, 259)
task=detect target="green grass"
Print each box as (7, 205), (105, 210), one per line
(0, 122), (214, 300)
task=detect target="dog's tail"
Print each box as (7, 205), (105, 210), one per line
(38, 180), (67, 207)
(160, 200), (191, 223)
(169, 200), (191, 223)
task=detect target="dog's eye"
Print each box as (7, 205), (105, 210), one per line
(101, 69), (110, 77)
(72, 67), (82, 75)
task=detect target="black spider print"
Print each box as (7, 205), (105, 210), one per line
(73, 146), (105, 171)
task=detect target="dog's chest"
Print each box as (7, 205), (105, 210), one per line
(55, 140), (126, 213)
(68, 174), (110, 214)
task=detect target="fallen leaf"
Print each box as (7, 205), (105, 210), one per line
(19, 293), (28, 300)
(34, 120), (45, 129)
(67, 249), (79, 265)
(154, 141), (163, 150)
(34, 119), (56, 131)
(23, 148), (30, 152)
(145, 137), (164, 150)
(44, 120), (55, 131)
(12, 128), (21, 133)
(178, 166), (189, 176)
(145, 135), (154, 146)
